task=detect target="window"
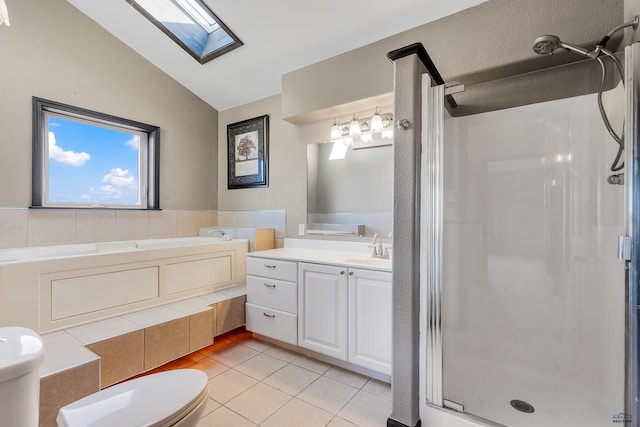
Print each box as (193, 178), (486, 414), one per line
(126, 0), (243, 64)
(32, 97), (160, 209)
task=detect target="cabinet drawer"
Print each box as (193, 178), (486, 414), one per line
(247, 257), (297, 282)
(245, 303), (297, 345)
(247, 275), (297, 314)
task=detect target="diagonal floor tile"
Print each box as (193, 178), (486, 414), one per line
(234, 353), (288, 380)
(262, 397), (334, 427)
(197, 406), (256, 427)
(226, 382), (292, 424)
(338, 390), (392, 427)
(297, 376), (359, 414)
(263, 363), (320, 396)
(207, 369), (257, 403)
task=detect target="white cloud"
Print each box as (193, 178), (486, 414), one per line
(80, 194), (91, 200)
(125, 136), (139, 151)
(48, 131), (90, 166)
(98, 168), (137, 199)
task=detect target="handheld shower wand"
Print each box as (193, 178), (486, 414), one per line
(532, 16), (639, 172)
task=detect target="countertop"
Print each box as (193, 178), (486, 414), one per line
(247, 247), (392, 272)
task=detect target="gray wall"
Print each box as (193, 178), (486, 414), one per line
(217, 95), (327, 236)
(282, 0), (623, 123)
(0, 0), (218, 210)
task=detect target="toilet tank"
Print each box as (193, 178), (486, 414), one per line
(0, 326), (45, 427)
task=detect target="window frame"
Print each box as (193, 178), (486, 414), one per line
(32, 97), (160, 210)
(126, 0), (243, 65)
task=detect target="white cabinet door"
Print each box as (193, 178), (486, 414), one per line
(348, 268), (392, 375)
(298, 262), (348, 360)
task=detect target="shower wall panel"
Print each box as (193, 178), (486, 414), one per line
(441, 94), (625, 427)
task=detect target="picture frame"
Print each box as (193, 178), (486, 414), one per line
(227, 115), (269, 189)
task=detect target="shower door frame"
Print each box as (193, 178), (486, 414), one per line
(423, 43), (640, 426)
(625, 42), (640, 427)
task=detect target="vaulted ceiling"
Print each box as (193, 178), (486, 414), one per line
(66, 0), (626, 112)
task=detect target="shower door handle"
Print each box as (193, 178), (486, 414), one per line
(618, 236), (631, 261)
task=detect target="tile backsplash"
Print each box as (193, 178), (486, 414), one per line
(217, 210), (286, 248)
(0, 208), (219, 249)
(0, 208), (287, 249)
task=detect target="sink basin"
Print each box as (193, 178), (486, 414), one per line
(344, 257), (392, 269)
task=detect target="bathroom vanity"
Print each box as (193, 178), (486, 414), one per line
(245, 239), (392, 377)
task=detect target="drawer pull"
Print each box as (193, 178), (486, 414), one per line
(263, 283), (276, 288)
(264, 264), (277, 269)
(263, 312), (276, 318)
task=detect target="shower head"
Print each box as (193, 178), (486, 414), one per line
(532, 35), (591, 57)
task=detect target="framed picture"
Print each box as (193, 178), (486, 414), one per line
(227, 115), (269, 189)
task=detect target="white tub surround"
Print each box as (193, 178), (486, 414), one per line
(246, 238), (392, 380)
(0, 237), (248, 333)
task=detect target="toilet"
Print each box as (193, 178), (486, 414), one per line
(56, 369), (209, 427)
(0, 326), (46, 427)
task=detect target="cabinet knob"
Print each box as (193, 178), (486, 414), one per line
(263, 283), (276, 288)
(349, 271), (354, 276)
(264, 264), (277, 269)
(263, 312), (276, 318)
(340, 271), (345, 275)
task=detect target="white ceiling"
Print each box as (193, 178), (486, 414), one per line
(65, 0), (487, 111)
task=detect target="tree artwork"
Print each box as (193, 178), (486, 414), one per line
(236, 135), (256, 160)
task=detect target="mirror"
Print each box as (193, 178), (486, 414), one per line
(306, 140), (392, 237)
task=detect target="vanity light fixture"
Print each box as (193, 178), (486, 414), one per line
(349, 114), (362, 137)
(330, 117), (342, 140)
(0, 0), (10, 26)
(370, 107), (384, 133)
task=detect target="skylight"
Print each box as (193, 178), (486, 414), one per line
(127, 0), (242, 64)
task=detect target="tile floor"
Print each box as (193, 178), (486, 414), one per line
(150, 328), (391, 427)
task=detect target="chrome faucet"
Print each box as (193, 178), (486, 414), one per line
(207, 228), (232, 241)
(369, 233), (390, 259)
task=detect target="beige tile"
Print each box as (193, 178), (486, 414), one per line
(234, 211), (255, 228)
(235, 337), (273, 352)
(275, 238), (285, 249)
(115, 210), (148, 240)
(226, 382), (291, 424)
(214, 296), (246, 336)
(144, 317), (190, 369)
(209, 341), (258, 367)
(199, 397), (220, 419)
(207, 369), (257, 403)
(149, 209), (177, 238)
(262, 397), (334, 427)
(197, 406), (256, 427)
(362, 379), (391, 400)
(28, 209), (76, 246)
(264, 345), (301, 362)
(324, 366), (369, 388)
(200, 210), (218, 227)
(86, 330), (144, 388)
(338, 390), (392, 427)
(177, 210), (201, 237)
(297, 376), (358, 414)
(190, 310), (214, 352)
(188, 357), (229, 379)
(263, 363), (320, 396)
(234, 353), (288, 381)
(76, 209), (115, 243)
(0, 208), (27, 248)
(327, 417), (358, 427)
(217, 211), (236, 227)
(291, 355), (332, 374)
(39, 360), (100, 427)
(255, 228), (275, 251)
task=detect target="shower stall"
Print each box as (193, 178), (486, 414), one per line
(420, 43), (639, 426)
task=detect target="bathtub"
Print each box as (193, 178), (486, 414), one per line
(0, 237), (248, 333)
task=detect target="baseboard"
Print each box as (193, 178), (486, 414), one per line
(387, 418), (421, 427)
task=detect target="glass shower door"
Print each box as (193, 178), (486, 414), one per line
(427, 84), (627, 426)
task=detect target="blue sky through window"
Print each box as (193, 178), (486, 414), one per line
(47, 115), (140, 205)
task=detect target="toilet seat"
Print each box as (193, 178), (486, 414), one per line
(56, 369), (209, 427)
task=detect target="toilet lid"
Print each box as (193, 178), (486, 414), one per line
(57, 369), (209, 427)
